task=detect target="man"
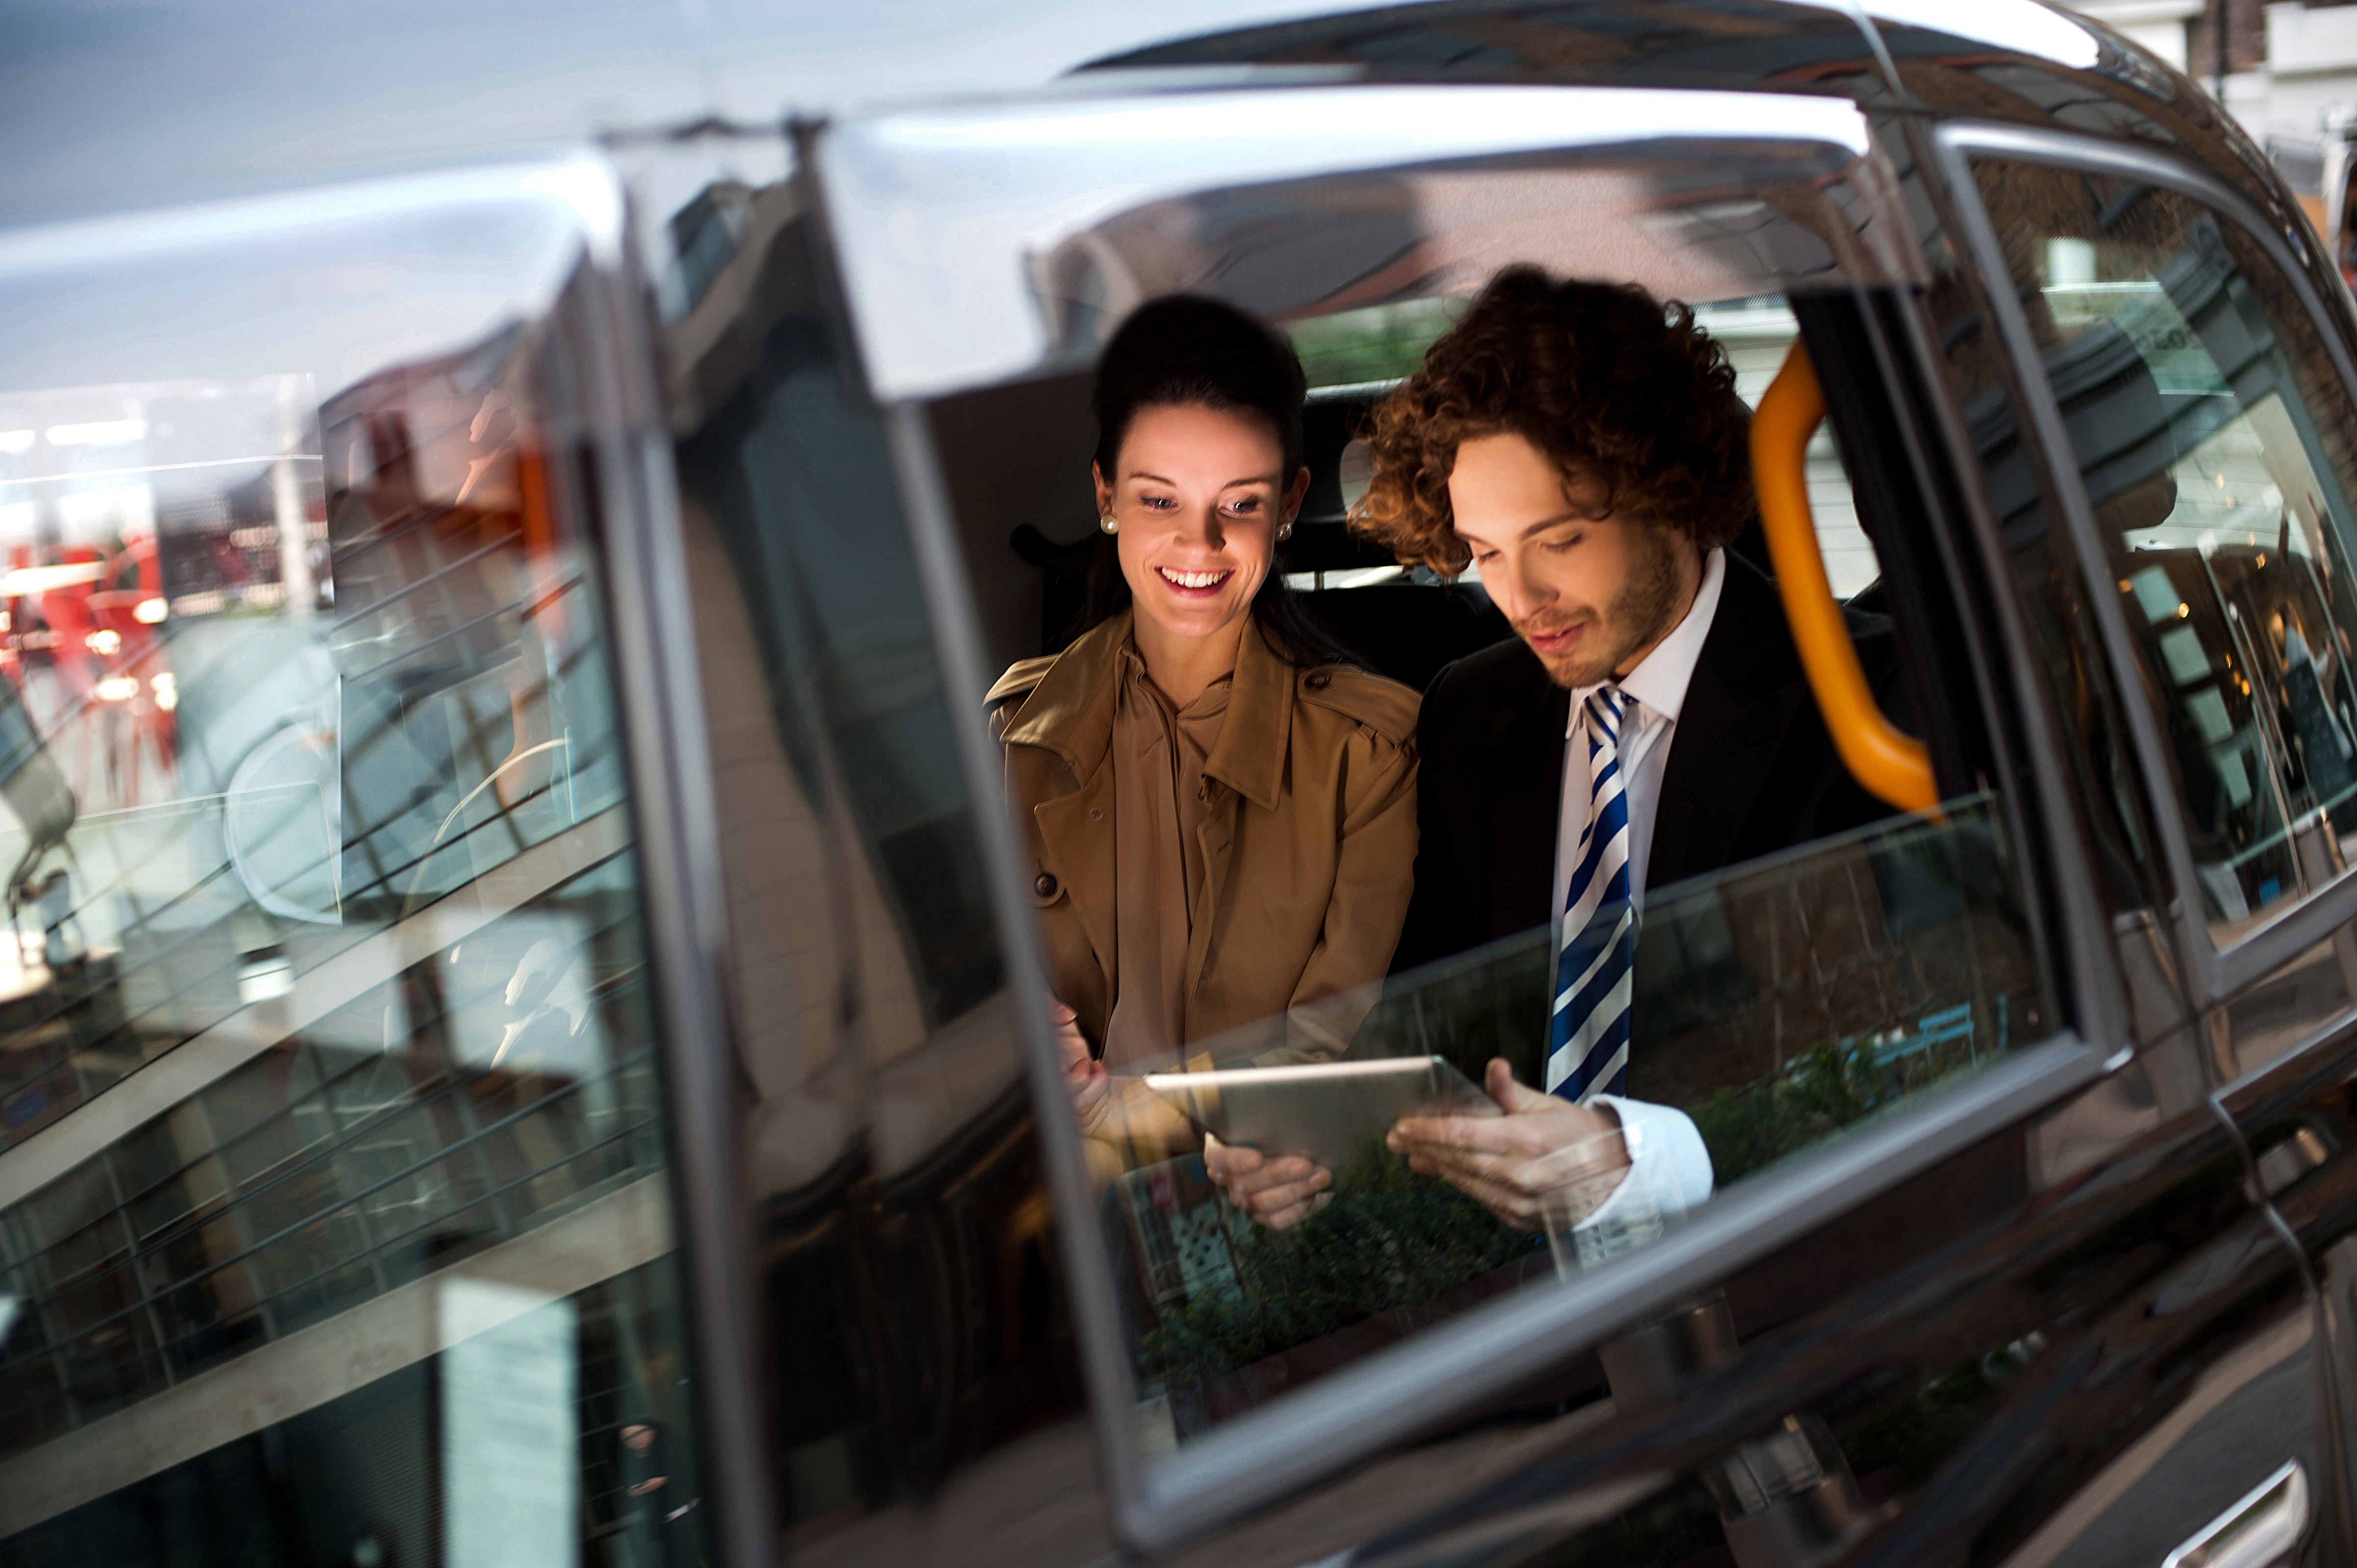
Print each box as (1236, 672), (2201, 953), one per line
(1229, 266), (1903, 1229)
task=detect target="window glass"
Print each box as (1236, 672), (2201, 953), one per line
(1967, 158), (2357, 945)
(0, 171), (707, 1566)
(1094, 798), (2044, 1448)
(961, 276), (2053, 1457)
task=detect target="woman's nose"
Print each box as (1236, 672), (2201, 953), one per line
(1175, 503), (1225, 550)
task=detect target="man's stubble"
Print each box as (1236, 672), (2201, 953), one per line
(1525, 520), (1687, 689)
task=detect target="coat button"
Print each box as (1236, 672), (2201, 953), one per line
(1305, 669), (1333, 691)
(1034, 872), (1059, 898)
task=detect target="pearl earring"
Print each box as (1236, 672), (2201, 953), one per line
(1277, 522), (1294, 541)
(1100, 513), (1117, 534)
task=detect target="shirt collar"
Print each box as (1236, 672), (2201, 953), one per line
(1566, 547), (1726, 735)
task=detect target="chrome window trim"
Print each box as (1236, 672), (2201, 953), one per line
(1935, 121), (2357, 1011)
(817, 82), (1884, 403)
(570, 155), (776, 1568)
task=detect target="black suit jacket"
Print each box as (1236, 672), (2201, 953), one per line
(1392, 554), (1905, 978)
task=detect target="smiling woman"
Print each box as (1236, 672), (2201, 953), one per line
(984, 296), (1421, 1223)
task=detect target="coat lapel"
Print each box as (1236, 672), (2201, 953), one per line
(1189, 627), (1290, 1000)
(1484, 645), (1572, 937)
(1648, 559), (1809, 893)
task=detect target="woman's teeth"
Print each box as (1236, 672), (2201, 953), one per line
(1159, 567), (1230, 589)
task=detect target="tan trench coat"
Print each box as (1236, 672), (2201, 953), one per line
(987, 611), (1420, 1060)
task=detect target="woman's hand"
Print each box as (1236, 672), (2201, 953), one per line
(1205, 1134), (1331, 1230)
(1387, 1058), (1629, 1230)
(1049, 997), (1110, 1134)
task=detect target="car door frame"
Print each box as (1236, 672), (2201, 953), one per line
(1933, 120), (2357, 1015)
(809, 81), (2121, 1554)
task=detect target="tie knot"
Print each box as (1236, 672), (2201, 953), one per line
(1585, 686), (1629, 745)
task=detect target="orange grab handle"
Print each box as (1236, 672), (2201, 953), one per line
(1750, 342), (1939, 815)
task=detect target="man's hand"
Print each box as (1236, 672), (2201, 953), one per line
(1204, 1134), (1331, 1230)
(1387, 1058), (1629, 1229)
(1049, 997), (1110, 1134)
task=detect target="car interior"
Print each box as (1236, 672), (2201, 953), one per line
(918, 145), (2055, 1444)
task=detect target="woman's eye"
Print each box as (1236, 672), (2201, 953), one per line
(1140, 494), (1175, 510)
(1542, 533), (1582, 554)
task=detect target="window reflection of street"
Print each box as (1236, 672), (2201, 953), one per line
(1105, 797), (2046, 1443)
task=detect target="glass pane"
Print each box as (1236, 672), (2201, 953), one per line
(0, 166), (707, 1567)
(1968, 159), (2357, 944)
(1097, 798), (2045, 1445)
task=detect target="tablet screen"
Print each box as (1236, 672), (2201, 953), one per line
(1142, 1055), (1496, 1169)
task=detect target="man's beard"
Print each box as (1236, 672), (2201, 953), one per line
(1518, 525), (1686, 689)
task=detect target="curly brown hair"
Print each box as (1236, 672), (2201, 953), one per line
(1349, 268), (1755, 573)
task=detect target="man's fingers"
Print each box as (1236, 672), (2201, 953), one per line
(1407, 1156), (1543, 1228)
(1390, 1114), (1522, 1155)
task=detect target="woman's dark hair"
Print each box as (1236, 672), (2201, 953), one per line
(1076, 294), (1356, 668)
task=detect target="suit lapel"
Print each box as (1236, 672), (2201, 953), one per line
(1649, 559), (1809, 892)
(1485, 647), (1571, 937)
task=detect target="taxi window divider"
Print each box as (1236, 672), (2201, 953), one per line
(1935, 120), (2357, 1011)
(876, 326), (2113, 1547)
(1799, 281), (2104, 1048)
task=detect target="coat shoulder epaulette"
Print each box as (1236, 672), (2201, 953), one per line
(986, 655), (1058, 741)
(1297, 665), (1420, 749)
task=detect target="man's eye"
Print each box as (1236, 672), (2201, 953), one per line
(1542, 533), (1583, 554)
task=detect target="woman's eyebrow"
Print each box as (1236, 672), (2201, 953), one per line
(1126, 470), (1177, 486)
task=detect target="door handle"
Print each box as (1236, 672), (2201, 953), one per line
(2161, 1459), (2308, 1568)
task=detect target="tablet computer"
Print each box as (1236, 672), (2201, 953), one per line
(1142, 1055), (1497, 1170)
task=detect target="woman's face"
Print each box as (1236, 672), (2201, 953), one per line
(1094, 402), (1308, 650)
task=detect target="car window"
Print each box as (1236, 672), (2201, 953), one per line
(0, 164), (710, 1565)
(1106, 793), (2040, 1448)
(1964, 157), (2357, 948)
(910, 155), (2061, 1462)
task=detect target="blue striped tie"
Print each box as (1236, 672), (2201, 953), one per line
(1548, 686), (1636, 1102)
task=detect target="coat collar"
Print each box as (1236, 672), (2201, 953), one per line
(999, 608), (1294, 810)
(1203, 618), (1292, 812)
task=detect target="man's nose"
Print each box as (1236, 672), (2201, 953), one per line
(1486, 555), (1543, 623)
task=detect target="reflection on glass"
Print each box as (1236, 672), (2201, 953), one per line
(1982, 159), (2357, 944)
(1092, 796), (2046, 1444)
(0, 213), (703, 1565)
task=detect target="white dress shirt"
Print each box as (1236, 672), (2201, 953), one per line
(1550, 548), (1726, 1230)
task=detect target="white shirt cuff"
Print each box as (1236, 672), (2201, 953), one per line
(1571, 1095), (1716, 1232)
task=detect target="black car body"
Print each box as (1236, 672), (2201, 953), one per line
(1, 4), (2353, 1568)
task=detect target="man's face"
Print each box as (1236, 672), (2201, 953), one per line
(1447, 431), (1697, 688)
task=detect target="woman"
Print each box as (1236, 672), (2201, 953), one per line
(987, 296), (1419, 1225)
